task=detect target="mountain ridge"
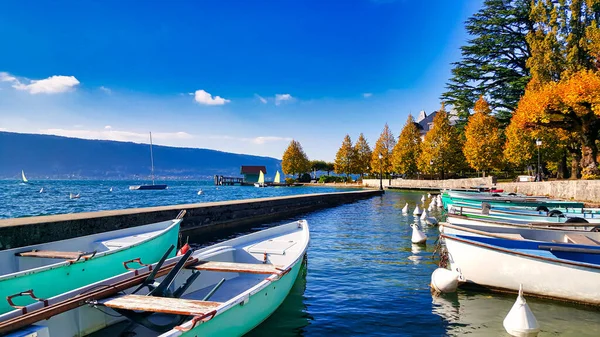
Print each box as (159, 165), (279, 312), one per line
(0, 131), (282, 179)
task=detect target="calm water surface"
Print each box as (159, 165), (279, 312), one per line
(2, 181), (600, 336)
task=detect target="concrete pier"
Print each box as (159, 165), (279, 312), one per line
(0, 190), (383, 250)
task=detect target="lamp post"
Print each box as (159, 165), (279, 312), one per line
(536, 139), (542, 181)
(378, 153), (383, 191)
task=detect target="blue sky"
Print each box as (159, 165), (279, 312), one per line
(0, 0), (482, 161)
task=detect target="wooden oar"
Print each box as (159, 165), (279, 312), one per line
(0, 257), (199, 335)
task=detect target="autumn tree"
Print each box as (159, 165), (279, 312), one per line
(462, 97), (503, 175)
(392, 114), (421, 177)
(418, 105), (466, 179)
(506, 0), (600, 178)
(370, 123), (396, 177)
(334, 135), (355, 178)
(353, 133), (372, 177)
(281, 140), (310, 178)
(442, 0), (533, 126)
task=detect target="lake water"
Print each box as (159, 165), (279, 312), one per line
(2, 180), (600, 336)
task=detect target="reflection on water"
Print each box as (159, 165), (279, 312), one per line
(434, 290), (600, 336)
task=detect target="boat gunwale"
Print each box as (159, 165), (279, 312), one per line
(0, 219), (181, 282)
(441, 233), (600, 271)
(169, 220), (310, 334)
(447, 214), (596, 229)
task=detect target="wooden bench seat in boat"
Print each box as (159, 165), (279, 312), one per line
(188, 261), (283, 275)
(15, 250), (94, 260)
(102, 295), (221, 316)
(492, 233), (525, 240)
(564, 234), (600, 246)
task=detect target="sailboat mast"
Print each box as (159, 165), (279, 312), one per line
(149, 132), (155, 185)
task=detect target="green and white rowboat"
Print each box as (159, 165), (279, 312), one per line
(2, 219), (309, 337)
(441, 191), (584, 210)
(0, 218), (180, 315)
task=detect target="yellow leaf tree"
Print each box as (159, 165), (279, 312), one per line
(353, 133), (372, 177)
(334, 134), (355, 178)
(462, 96), (502, 176)
(281, 140), (310, 178)
(418, 104), (466, 179)
(392, 114), (421, 177)
(370, 123), (396, 177)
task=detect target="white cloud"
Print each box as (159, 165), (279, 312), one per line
(363, 93), (373, 98)
(207, 134), (292, 144)
(11, 75), (80, 94)
(73, 124), (83, 128)
(0, 128), (7, 132)
(104, 125), (112, 130)
(193, 89), (230, 106)
(99, 86), (111, 94)
(255, 94), (268, 104)
(275, 93), (294, 106)
(38, 128), (194, 143)
(252, 136), (292, 144)
(0, 72), (16, 82)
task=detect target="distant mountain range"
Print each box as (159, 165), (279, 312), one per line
(0, 131), (281, 179)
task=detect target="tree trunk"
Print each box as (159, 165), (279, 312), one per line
(557, 153), (567, 179)
(580, 124), (600, 179)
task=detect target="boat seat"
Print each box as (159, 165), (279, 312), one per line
(188, 261), (283, 275)
(102, 295), (221, 316)
(493, 233), (525, 240)
(98, 230), (163, 250)
(564, 234), (599, 246)
(15, 250), (95, 260)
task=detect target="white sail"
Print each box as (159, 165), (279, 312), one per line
(258, 170), (265, 184)
(21, 170), (28, 183)
(274, 171), (281, 184)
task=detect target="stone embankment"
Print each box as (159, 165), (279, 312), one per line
(0, 190), (383, 250)
(362, 177), (495, 190)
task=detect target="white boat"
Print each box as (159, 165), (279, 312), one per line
(447, 214), (598, 231)
(129, 132), (168, 191)
(448, 204), (600, 224)
(442, 232), (600, 305)
(274, 171), (281, 184)
(254, 170), (266, 188)
(2, 220), (310, 337)
(21, 170), (28, 183)
(441, 222), (600, 245)
(69, 193), (80, 199)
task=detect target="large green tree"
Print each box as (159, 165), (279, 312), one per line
(441, 0), (533, 126)
(353, 133), (372, 177)
(334, 134), (355, 178)
(281, 140), (310, 178)
(392, 115), (421, 177)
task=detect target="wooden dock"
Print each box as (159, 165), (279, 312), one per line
(214, 175), (244, 186)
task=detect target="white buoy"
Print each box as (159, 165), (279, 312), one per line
(413, 204), (422, 216)
(410, 223), (427, 244)
(421, 195), (426, 202)
(39, 188), (44, 193)
(421, 209), (439, 225)
(109, 187), (113, 192)
(69, 193), (80, 199)
(431, 268), (460, 293)
(427, 193), (431, 198)
(402, 203), (409, 215)
(503, 284), (540, 337)
(436, 195), (443, 207)
(197, 189), (203, 195)
(428, 202), (435, 212)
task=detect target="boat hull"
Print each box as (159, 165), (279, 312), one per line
(446, 214), (598, 231)
(0, 221), (179, 315)
(444, 234), (600, 305)
(129, 184), (168, 190)
(177, 255), (304, 337)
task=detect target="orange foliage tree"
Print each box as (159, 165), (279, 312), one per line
(462, 96), (502, 175)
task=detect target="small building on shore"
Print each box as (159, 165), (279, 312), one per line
(241, 165), (267, 183)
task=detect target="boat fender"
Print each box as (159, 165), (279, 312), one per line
(410, 223), (427, 244)
(565, 217), (589, 223)
(177, 243), (191, 256)
(430, 268), (459, 294)
(535, 206), (549, 212)
(548, 210), (563, 217)
(503, 284), (540, 337)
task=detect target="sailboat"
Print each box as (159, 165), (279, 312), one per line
(254, 170), (266, 187)
(129, 132), (167, 190)
(273, 170), (284, 186)
(21, 170), (28, 183)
